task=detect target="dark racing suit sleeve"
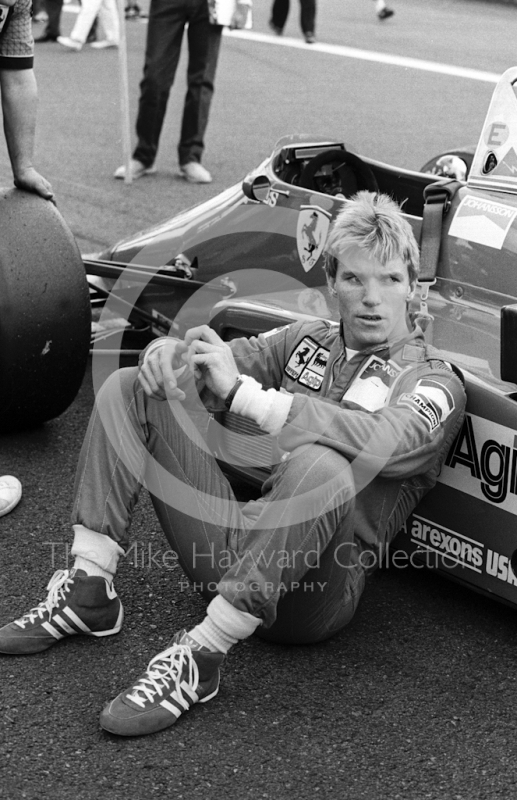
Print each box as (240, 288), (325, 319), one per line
(277, 361), (466, 481)
(226, 326), (290, 387)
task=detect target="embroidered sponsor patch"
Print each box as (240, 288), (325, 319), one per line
(285, 337), (329, 391)
(342, 355), (402, 412)
(398, 378), (455, 432)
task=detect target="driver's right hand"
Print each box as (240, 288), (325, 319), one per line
(138, 338), (188, 401)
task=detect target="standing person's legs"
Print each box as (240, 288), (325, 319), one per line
(68, 0), (104, 42)
(374, 0), (395, 19)
(36, 0), (63, 39)
(133, 0), (186, 169)
(270, 0), (289, 32)
(177, 8), (222, 168)
(96, 0), (120, 43)
(299, 0), (316, 35)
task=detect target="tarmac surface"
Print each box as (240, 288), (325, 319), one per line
(2, 1), (517, 798)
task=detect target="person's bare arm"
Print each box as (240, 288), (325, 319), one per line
(0, 67), (53, 198)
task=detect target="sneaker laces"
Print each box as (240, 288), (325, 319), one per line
(15, 570), (74, 628)
(127, 644), (199, 709)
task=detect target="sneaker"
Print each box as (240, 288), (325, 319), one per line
(113, 159), (157, 180)
(0, 475), (22, 518)
(304, 31), (316, 43)
(268, 20), (283, 35)
(99, 630), (224, 736)
(179, 162), (212, 184)
(377, 7), (395, 19)
(0, 569), (123, 654)
(57, 36), (83, 50)
(125, 3), (141, 18)
(90, 39), (119, 49)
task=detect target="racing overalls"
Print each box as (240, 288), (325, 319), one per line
(71, 319), (466, 644)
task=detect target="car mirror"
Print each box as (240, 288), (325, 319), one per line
(242, 174), (272, 203)
(500, 304), (517, 385)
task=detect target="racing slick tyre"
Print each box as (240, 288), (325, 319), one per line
(0, 188), (90, 432)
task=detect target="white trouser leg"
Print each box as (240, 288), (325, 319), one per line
(70, 0), (103, 42)
(98, 0), (120, 43)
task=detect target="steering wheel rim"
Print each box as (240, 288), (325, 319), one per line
(299, 149), (379, 195)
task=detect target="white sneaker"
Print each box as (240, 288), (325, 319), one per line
(90, 39), (119, 49)
(113, 159), (157, 180)
(0, 476), (22, 518)
(180, 162), (212, 184)
(57, 36), (83, 51)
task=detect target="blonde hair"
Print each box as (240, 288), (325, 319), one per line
(324, 191), (420, 284)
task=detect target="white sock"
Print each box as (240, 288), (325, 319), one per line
(73, 556), (113, 582)
(71, 524), (123, 579)
(375, 0), (386, 11)
(188, 595), (261, 654)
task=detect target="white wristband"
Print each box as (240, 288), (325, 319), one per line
(231, 376), (293, 435)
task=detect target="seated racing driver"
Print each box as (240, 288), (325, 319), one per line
(0, 192), (466, 737)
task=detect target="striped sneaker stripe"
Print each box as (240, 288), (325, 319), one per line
(160, 699), (182, 718)
(41, 621), (66, 640)
(179, 681), (199, 703)
(52, 614), (78, 636)
(63, 606), (92, 633)
(160, 683), (200, 717)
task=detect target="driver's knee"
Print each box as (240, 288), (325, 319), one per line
(96, 367), (140, 412)
(278, 444), (355, 498)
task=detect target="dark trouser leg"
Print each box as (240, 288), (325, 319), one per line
(270, 0), (289, 30)
(177, 11), (222, 165)
(43, 0), (63, 37)
(299, 0), (316, 33)
(133, 0), (186, 168)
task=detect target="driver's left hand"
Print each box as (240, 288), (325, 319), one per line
(183, 325), (240, 400)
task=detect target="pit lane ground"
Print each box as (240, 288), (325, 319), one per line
(2, 1), (517, 798)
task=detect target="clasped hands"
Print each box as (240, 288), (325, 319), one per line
(138, 325), (240, 403)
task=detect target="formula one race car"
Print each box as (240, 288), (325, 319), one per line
(3, 66), (517, 610)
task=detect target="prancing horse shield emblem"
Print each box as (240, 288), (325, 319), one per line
(296, 205), (331, 272)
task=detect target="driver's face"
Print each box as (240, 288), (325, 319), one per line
(327, 244), (414, 350)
